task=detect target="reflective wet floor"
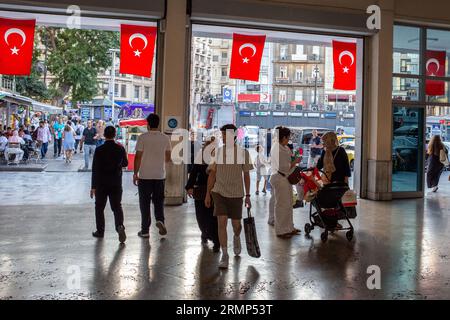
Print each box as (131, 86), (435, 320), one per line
(0, 171), (450, 299)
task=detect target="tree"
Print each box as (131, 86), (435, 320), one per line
(39, 27), (119, 107)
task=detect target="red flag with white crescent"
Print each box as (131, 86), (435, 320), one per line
(332, 40), (357, 90)
(120, 24), (157, 78)
(426, 50), (445, 96)
(0, 17), (36, 76)
(229, 33), (266, 82)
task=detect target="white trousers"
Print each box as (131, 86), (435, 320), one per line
(269, 173), (294, 235)
(5, 148), (24, 162)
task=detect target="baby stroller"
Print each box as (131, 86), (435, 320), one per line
(301, 168), (354, 242)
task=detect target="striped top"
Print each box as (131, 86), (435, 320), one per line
(209, 144), (254, 198)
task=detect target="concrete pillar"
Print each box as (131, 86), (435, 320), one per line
(161, 0), (188, 205)
(365, 3), (394, 200)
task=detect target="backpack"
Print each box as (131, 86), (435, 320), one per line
(75, 126), (81, 136)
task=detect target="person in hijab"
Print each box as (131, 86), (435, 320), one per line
(317, 131), (351, 184)
(426, 135), (447, 192)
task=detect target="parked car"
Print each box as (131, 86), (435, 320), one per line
(338, 134), (355, 145)
(341, 141), (355, 171)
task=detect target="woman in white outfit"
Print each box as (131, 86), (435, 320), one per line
(268, 126), (302, 238)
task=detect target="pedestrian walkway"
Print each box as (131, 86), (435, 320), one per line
(0, 171), (450, 299)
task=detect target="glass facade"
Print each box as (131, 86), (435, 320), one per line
(393, 24), (450, 192)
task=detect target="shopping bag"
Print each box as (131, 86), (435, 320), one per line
(243, 208), (261, 258)
(342, 190), (357, 207)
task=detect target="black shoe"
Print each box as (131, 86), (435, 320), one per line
(213, 244), (220, 253)
(92, 231), (104, 238)
(156, 221), (167, 236)
(117, 225), (126, 243)
(138, 231), (150, 238)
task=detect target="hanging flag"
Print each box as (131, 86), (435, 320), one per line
(229, 33), (266, 82)
(120, 24), (157, 78)
(0, 17), (36, 76)
(332, 40), (357, 90)
(426, 50), (446, 96)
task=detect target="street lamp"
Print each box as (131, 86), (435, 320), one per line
(109, 48), (120, 123)
(313, 54), (319, 106)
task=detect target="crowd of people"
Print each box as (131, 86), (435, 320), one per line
(0, 116), (115, 167)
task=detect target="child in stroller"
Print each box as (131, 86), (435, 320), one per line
(299, 168), (354, 242)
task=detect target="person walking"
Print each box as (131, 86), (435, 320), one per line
(53, 117), (64, 158)
(205, 124), (254, 269)
(82, 120), (97, 170)
(426, 135), (447, 192)
(63, 122), (76, 163)
(133, 114), (172, 239)
(255, 145), (269, 195)
(308, 129), (323, 168)
(268, 126), (302, 238)
(73, 120), (84, 154)
(185, 137), (220, 252)
(96, 120), (105, 147)
(91, 126), (128, 243)
(36, 120), (52, 159)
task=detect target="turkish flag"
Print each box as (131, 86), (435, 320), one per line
(332, 40), (357, 90)
(0, 17), (36, 76)
(229, 33), (266, 82)
(426, 50), (446, 96)
(120, 24), (157, 78)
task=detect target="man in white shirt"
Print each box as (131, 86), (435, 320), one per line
(133, 114), (172, 239)
(36, 120), (52, 159)
(73, 120), (84, 154)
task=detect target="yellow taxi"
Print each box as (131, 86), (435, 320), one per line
(337, 134), (355, 145)
(340, 141), (355, 171)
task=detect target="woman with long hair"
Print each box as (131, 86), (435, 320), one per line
(62, 122), (76, 163)
(427, 135), (447, 192)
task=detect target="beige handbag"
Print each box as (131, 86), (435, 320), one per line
(440, 149), (449, 166)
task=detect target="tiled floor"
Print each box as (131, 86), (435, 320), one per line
(0, 171), (449, 299)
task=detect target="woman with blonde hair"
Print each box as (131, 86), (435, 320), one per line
(317, 131), (351, 184)
(426, 135), (447, 192)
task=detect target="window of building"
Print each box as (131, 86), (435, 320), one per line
(212, 55), (219, 62)
(280, 65), (287, 78)
(295, 90), (303, 101)
(221, 52), (228, 59)
(144, 86), (150, 100)
(121, 84), (127, 98)
(296, 45), (304, 54)
(279, 89), (287, 103)
(280, 45), (288, 60)
(312, 46), (320, 59)
(114, 83), (119, 97)
(134, 86), (140, 100)
(295, 67), (304, 81)
(221, 67), (227, 77)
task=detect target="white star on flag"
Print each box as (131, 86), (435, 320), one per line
(342, 66), (349, 73)
(10, 46), (19, 55)
(242, 57), (249, 63)
(134, 49), (142, 57)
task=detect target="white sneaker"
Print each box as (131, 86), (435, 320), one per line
(233, 235), (241, 256)
(218, 254), (229, 269)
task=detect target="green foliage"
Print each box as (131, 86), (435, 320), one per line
(40, 27), (119, 104)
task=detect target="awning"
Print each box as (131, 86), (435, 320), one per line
(32, 101), (62, 114)
(79, 98), (121, 108)
(119, 118), (148, 127)
(0, 90), (33, 106)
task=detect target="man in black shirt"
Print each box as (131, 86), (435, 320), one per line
(82, 120), (97, 170)
(91, 126), (128, 243)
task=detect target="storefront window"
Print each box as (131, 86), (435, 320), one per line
(392, 106), (424, 192)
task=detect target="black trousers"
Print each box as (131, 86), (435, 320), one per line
(194, 199), (219, 245)
(54, 138), (62, 156)
(138, 179), (165, 232)
(95, 185), (124, 234)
